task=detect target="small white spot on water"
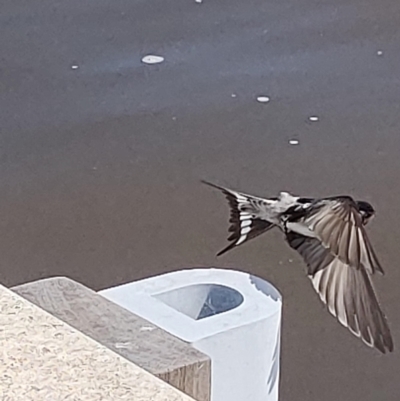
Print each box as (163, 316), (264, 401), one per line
(309, 116), (319, 122)
(231, 93), (237, 98)
(71, 65), (79, 70)
(257, 96), (270, 103)
(195, 0), (203, 3)
(289, 139), (299, 145)
(141, 55), (164, 64)
(377, 50), (383, 56)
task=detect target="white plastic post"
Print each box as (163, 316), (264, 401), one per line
(99, 268), (282, 401)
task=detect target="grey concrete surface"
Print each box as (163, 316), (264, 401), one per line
(1, 0), (400, 400)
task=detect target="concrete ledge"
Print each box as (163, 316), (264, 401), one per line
(0, 283), (197, 401)
(12, 277), (211, 401)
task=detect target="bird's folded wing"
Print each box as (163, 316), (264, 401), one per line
(286, 232), (393, 353)
(303, 197), (383, 274)
(202, 180), (274, 256)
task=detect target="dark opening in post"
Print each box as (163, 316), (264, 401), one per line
(153, 284), (244, 320)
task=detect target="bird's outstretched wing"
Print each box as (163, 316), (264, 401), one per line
(202, 180), (275, 256)
(286, 231), (393, 353)
(299, 197), (383, 274)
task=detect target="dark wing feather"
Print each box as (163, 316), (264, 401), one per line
(286, 231), (335, 275)
(304, 197), (383, 274)
(287, 232), (393, 353)
(202, 180), (275, 256)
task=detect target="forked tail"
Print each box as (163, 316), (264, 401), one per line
(202, 180), (275, 256)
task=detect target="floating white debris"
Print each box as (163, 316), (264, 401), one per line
(256, 96), (270, 103)
(71, 65), (79, 70)
(377, 50), (383, 56)
(309, 116), (319, 122)
(231, 93), (237, 98)
(141, 55), (165, 64)
(289, 139), (299, 145)
(195, 0), (203, 3)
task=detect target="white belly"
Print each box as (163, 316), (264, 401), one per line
(286, 222), (316, 237)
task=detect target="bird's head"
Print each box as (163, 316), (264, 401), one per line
(356, 200), (375, 225)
